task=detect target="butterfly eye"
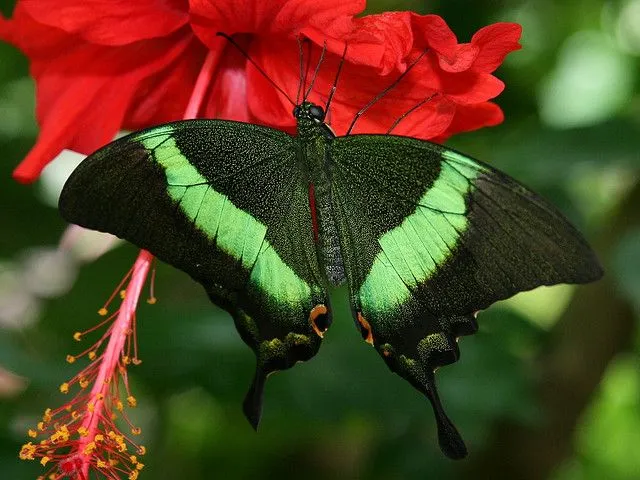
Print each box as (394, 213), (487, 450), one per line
(293, 106), (301, 118)
(309, 105), (325, 121)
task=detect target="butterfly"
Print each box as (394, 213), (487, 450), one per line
(58, 43), (602, 459)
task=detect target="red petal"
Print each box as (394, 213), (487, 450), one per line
(438, 102), (504, 140)
(126, 38), (207, 128)
(341, 12), (414, 75)
(470, 23), (522, 73)
(18, 0), (188, 46)
(351, 94), (454, 139)
(13, 79), (133, 183)
(12, 30), (193, 183)
(244, 38), (299, 127)
(204, 43), (253, 123)
(190, 0), (364, 50)
(439, 71), (505, 104)
(410, 14), (458, 59)
(0, 4), (76, 60)
(437, 42), (479, 73)
(276, 0), (364, 36)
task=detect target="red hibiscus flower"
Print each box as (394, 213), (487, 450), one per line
(1, 0), (521, 184)
(5, 2), (522, 478)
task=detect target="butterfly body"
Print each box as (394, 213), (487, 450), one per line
(59, 101), (602, 459)
(295, 102), (347, 285)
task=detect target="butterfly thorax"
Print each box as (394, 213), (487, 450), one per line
(294, 102), (346, 285)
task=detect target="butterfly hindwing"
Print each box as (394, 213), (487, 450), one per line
(59, 120), (331, 427)
(329, 134), (602, 458)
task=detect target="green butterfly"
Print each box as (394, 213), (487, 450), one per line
(59, 94), (602, 459)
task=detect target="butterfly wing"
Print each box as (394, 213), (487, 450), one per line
(59, 120), (331, 427)
(328, 134), (602, 458)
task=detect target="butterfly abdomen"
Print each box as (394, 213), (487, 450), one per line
(309, 173), (346, 285)
(298, 126), (346, 286)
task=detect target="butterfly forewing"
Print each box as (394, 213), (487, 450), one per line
(59, 120), (331, 428)
(328, 134), (602, 458)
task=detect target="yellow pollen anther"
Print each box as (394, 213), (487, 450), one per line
(88, 351), (97, 361)
(50, 425), (69, 444)
(59, 383), (69, 394)
(116, 400), (124, 412)
(83, 441), (96, 455)
(122, 356), (131, 365)
(78, 426), (89, 437)
(20, 442), (36, 460)
(130, 455), (138, 464)
(37, 422), (45, 431)
(79, 378), (89, 389)
(97, 460), (108, 468)
(119, 290), (126, 299)
(40, 456), (50, 466)
(132, 358), (142, 365)
(127, 396), (137, 407)
(137, 463), (144, 470)
(71, 411), (80, 420)
(129, 471), (139, 480)
(73, 332), (83, 341)
(66, 355), (76, 364)
(147, 297), (157, 305)
(137, 446), (146, 455)
(98, 308), (108, 316)
(28, 429), (37, 438)
(131, 427), (141, 435)
(43, 408), (52, 422)
(94, 434), (104, 442)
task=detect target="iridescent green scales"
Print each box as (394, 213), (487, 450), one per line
(140, 132), (312, 307)
(358, 151), (482, 313)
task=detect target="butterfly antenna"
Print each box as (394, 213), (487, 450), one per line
(216, 32), (296, 107)
(386, 92), (439, 134)
(295, 36), (306, 105)
(345, 49), (429, 135)
(303, 41), (328, 101)
(325, 43), (348, 117)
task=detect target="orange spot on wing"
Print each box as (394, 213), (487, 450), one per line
(309, 304), (329, 338)
(357, 312), (374, 345)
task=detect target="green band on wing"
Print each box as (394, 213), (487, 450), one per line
(359, 152), (478, 313)
(141, 134), (311, 305)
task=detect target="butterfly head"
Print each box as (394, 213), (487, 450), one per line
(293, 102), (326, 123)
(294, 102), (335, 139)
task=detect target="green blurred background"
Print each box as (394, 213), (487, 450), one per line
(1, 0), (639, 478)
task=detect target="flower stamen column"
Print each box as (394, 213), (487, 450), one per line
(20, 50), (216, 480)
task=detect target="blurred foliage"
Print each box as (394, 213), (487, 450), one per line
(1, 0), (639, 479)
